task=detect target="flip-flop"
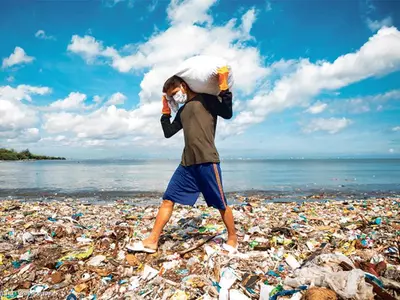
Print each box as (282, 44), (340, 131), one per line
(222, 243), (239, 255)
(126, 241), (157, 254)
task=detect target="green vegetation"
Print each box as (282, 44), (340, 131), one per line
(0, 148), (66, 161)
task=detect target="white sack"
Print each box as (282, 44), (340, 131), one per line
(174, 55), (234, 96)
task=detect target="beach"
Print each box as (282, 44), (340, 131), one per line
(0, 194), (399, 299)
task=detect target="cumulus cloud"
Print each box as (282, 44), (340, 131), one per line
(68, 1), (269, 102)
(64, 1), (400, 144)
(393, 126), (400, 132)
(93, 95), (103, 104)
(2, 47), (34, 69)
(230, 26), (400, 136)
(0, 85), (51, 102)
(42, 104), (161, 141)
(330, 89), (400, 114)
(67, 35), (112, 63)
(167, 0), (217, 25)
(366, 16), (393, 32)
(303, 118), (352, 134)
(0, 85), (51, 141)
(8, 0), (400, 148)
(35, 30), (56, 40)
(49, 92), (90, 111)
(305, 102), (327, 114)
(106, 92), (127, 106)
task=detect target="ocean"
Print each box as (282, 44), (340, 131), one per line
(1, 159), (399, 202)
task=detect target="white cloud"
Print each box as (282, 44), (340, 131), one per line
(103, 0), (134, 7)
(35, 30), (56, 40)
(0, 99), (37, 138)
(68, 5), (269, 102)
(241, 8), (257, 39)
(40, 135), (67, 143)
(389, 148), (395, 153)
(305, 102), (327, 114)
(63, 1), (271, 145)
(3, 128), (40, 143)
(167, 0), (217, 26)
(230, 26), (400, 135)
(93, 95), (103, 104)
(265, 1), (272, 12)
(6, 76), (14, 82)
(148, 0), (158, 12)
(49, 92), (89, 111)
(366, 16), (393, 32)
(106, 92), (127, 106)
(0, 85), (50, 141)
(66, 35), (118, 64)
(42, 104), (162, 141)
(67, 35), (104, 63)
(345, 99), (370, 113)
(393, 126), (400, 132)
(331, 89), (400, 114)
(64, 2), (400, 147)
(2, 47), (34, 69)
(0, 85), (51, 102)
(303, 118), (352, 134)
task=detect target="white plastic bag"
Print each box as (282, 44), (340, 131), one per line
(174, 55), (234, 95)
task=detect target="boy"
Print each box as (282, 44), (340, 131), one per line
(129, 67), (238, 253)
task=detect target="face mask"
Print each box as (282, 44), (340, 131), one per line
(173, 88), (187, 104)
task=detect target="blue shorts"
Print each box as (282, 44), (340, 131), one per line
(163, 163), (228, 210)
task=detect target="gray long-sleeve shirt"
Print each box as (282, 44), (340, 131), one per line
(160, 90), (233, 166)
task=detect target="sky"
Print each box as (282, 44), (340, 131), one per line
(1, 0), (400, 159)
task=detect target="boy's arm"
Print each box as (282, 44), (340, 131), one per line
(213, 90), (233, 119)
(160, 96), (182, 138)
(213, 66), (233, 119)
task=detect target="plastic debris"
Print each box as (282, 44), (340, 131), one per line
(87, 254), (106, 267)
(0, 196), (399, 299)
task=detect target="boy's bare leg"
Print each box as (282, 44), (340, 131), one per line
(142, 200), (174, 249)
(219, 206), (238, 247)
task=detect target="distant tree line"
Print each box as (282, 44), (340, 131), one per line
(0, 148), (66, 161)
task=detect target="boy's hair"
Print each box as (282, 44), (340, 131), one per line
(162, 75), (185, 93)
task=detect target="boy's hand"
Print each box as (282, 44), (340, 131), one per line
(217, 66), (229, 91)
(162, 95), (171, 115)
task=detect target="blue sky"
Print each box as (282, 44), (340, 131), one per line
(1, 0), (400, 159)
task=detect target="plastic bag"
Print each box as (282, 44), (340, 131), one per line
(284, 267), (373, 299)
(174, 55), (234, 95)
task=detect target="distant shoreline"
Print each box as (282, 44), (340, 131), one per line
(0, 158), (66, 162)
(0, 148), (66, 161)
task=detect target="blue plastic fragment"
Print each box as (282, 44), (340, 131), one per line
(66, 294), (77, 300)
(72, 213), (83, 220)
(266, 270), (280, 277)
(212, 281), (221, 292)
(269, 286), (308, 300)
(365, 273), (384, 288)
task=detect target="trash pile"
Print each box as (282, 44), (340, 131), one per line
(0, 196), (399, 299)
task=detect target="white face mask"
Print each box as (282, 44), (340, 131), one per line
(173, 89), (187, 104)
